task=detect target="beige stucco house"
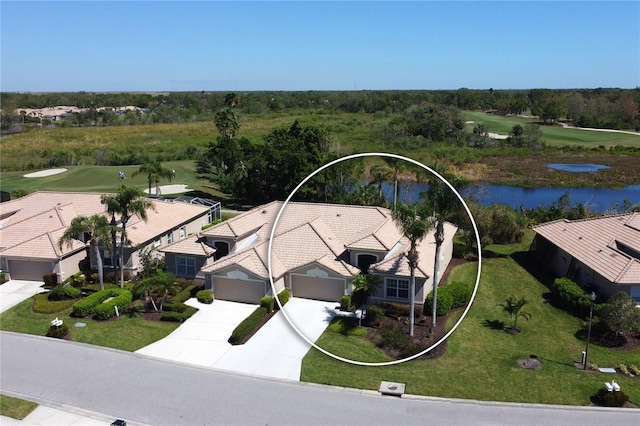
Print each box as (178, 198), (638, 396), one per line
(532, 213), (640, 304)
(0, 191), (215, 282)
(161, 201), (457, 305)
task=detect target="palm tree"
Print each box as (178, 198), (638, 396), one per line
(498, 295), (532, 332)
(421, 166), (467, 328)
(133, 159), (175, 196)
(101, 185), (154, 287)
(392, 203), (434, 336)
(58, 214), (114, 291)
(352, 274), (381, 305)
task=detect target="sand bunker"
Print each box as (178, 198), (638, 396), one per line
(23, 168), (68, 178)
(144, 184), (190, 195)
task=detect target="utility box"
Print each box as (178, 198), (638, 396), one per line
(379, 381), (405, 397)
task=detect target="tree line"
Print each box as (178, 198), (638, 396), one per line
(2, 87), (639, 132)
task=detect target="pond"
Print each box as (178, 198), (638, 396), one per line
(380, 182), (640, 213)
(547, 163), (610, 172)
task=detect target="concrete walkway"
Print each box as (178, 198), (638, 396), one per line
(0, 404), (148, 426)
(0, 280), (46, 313)
(213, 298), (336, 380)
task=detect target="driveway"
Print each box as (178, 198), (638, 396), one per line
(212, 298), (336, 380)
(0, 280), (45, 313)
(136, 297), (336, 381)
(135, 299), (258, 366)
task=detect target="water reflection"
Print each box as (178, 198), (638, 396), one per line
(547, 163), (610, 172)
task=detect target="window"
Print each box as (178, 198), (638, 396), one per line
(357, 254), (378, 274)
(177, 256), (196, 276)
(386, 278), (409, 299)
(214, 241), (230, 260)
(153, 238), (161, 248)
(179, 226), (186, 239)
(166, 232), (173, 244)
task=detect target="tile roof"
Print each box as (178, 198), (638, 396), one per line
(198, 201), (458, 282)
(159, 234), (216, 256)
(0, 191), (210, 261)
(533, 213), (640, 285)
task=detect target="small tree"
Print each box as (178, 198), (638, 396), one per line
(499, 295), (531, 332)
(600, 292), (640, 335)
(352, 274), (381, 306)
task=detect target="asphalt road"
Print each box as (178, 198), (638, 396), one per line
(1, 332), (638, 426)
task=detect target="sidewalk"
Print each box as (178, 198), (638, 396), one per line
(0, 404), (148, 426)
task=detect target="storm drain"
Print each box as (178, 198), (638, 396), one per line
(379, 381), (405, 397)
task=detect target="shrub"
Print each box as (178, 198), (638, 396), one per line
(43, 273), (58, 288)
(260, 296), (275, 313)
(46, 323), (69, 339)
(182, 306), (198, 320)
(0, 272), (6, 284)
(277, 289), (290, 308)
(196, 290), (213, 304)
(72, 288), (131, 318)
(160, 311), (184, 322)
(163, 302), (188, 313)
(229, 307), (267, 345)
(48, 285), (82, 301)
(592, 388), (629, 407)
(81, 283), (119, 293)
(340, 295), (352, 311)
(172, 285), (196, 304)
(378, 302), (422, 318)
(629, 364), (640, 376)
(94, 290), (132, 320)
(618, 363), (629, 375)
(366, 305), (385, 324)
(550, 278), (599, 317)
(376, 323), (425, 358)
(447, 281), (472, 308)
(426, 290), (454, 317)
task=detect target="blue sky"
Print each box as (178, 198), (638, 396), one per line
(1, 1), (638, 92)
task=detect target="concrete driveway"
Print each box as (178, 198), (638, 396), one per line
(135, 299), (258, 366)
(0, 280), (45, 313)
(213, 298), (336, 381)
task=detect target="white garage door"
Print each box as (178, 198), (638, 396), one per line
(214, 277), (265, 304)
(8, 260), (53, 281)
(291, 275), (345, 302)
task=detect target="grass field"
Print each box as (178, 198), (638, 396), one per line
(0, 394), (38, 420)
(464, 111), (640, 148)
(300, 231), (640, 406)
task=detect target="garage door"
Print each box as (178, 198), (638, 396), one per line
(214, 277), (265, 304)
(8, 260), (53, 281)
(291, 275), (345, 302)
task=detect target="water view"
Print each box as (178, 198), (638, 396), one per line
(382, 182), (640, 214)
(547, 163), (610, 172)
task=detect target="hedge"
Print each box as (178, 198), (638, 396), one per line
(94, 290), (133, 320)
(551, 277), (600, 317)
(172, 285), (197, 304)
(229, 307), (267, 345)
(72, 288), (132, 318)
(196, 290), (213, 304)
(425, 290), (454, 317)
(43, 273), (58, 288)
(277, 289), (290, 308)
(260, 296), (275, 313)
(160, 305), (199, 322)
(447, 281), (472, 308)
(378, 301), (422, 318)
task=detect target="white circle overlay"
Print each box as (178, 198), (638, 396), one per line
(268, 152), (482, 366)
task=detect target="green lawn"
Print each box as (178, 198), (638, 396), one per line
(464, 111), (640, 148)
(0, 295), (179, 352)
(0, 394), (38, 420)
(301, 233), (640, 406)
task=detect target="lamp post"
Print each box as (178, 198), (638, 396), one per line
(583, 291), (596, 371)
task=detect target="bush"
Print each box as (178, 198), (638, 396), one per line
(196, 290), (213, 304)
(378, 302), (422, 318)
(366, 305), (385, 324)
(160, 311), (184, 322)
(376, 323), (425, 358)
(72, 288), (131, 318)
(94, 290), (133, 320)
(260, 296), (275, 313)
(550, 278), (599, 317)
(43, 273), (58, 288)
(340, 295), (352, 311)
(48, 285), (82, 301)
(425, 290), (454, 317)
(592, 388), (629, 407)
(0, 272), (6, 284)
(172, 285), (197, 304)
(277, 289), (290, 308)
(229, 307), (267, 345)
(46, 323), (69, 339)
(80, 283), (119, 293)
(447, 281), (472, 308)
(163, 302), (188, 313)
